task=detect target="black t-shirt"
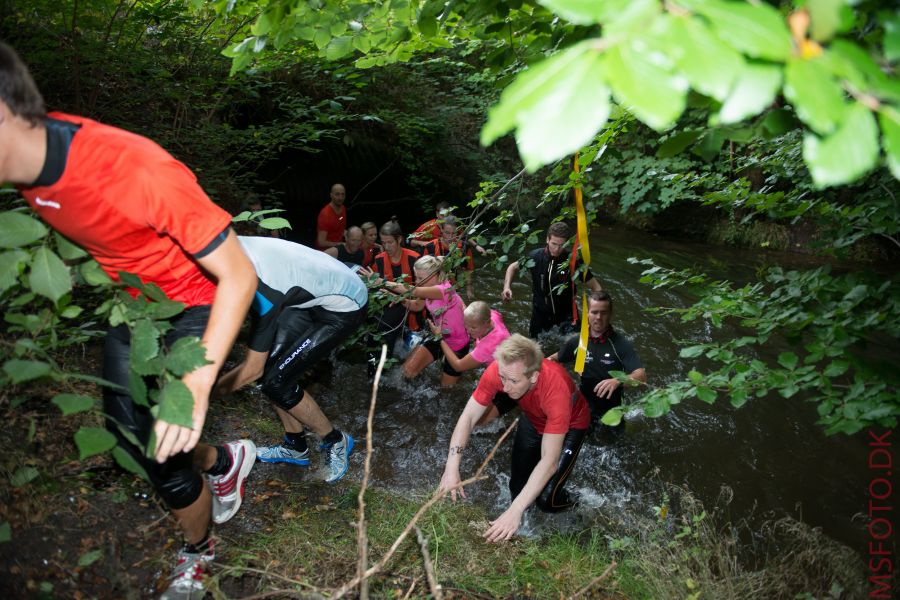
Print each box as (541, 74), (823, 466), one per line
(527, 247), (593, 317)
(335, 244), (365, 266)
(558, 329), (641, 405)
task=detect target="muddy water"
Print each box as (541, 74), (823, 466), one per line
(313, 224), (877, 554)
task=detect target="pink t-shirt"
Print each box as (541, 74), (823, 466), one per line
(426, 281), (468, 351)
(470, 310), (510, 365)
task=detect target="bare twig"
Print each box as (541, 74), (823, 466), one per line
(331, 418), (520, 599)
(414, 526), (442, 600)
(401, 576), (419, 600)
(357, 345), (387, 600)
(567, 561), (618, 600)
(351, 158), (399, 205)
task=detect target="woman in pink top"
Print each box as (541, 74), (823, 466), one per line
(428, 300), (510, 386)
(379, 255), (469, 386)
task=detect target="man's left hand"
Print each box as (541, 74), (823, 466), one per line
(153, 364), (214, 463)
(484, 506), (522, 542)
(593, 377), (621, 400)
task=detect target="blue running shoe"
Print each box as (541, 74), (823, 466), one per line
(322, 432), (354, 484)
(256, 438), (311, 466)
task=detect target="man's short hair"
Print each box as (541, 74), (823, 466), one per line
(0, 42), (46, 125)
(494, 334), (543, 375)
(464, 300), (491, 323)
(546, 222), (571, 240)
(588, 290), (613, 310)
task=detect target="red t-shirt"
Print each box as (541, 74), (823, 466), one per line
(316, 202), (346, 249)
(473, 359), (590, 434)
(412, 218), (441, 243)
(18, 113), (231, 307)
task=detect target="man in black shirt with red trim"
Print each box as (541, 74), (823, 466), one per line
(502, 222), (602, 337)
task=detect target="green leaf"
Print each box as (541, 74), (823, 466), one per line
(79, 260), (112, 286)
(885, 11), (900, 62)
(165, 336), (210, 377)
(10, 466), (39, 487)
(656, 130), (701, 158)
(601, 407), (623, 426)
(259, 217), (292, 230)
(684, 0), (792, 61)
(784, 57), (847, 135)
(482, 41), (612, 171)
(314, 27), (331, 49)
(157, 379), (195, 428)
(0, 211), (48, 248)
(118, 271), (144, 291)
(29, 247), (71, 303)
(0, 249), (28, 292)
(3, 359), (51, 384)
(803, 102), (879, 188)
(51, 393), (95, 416)
(823, 360), (850, 377)
(325, 36), (353, 61)
(52, 232), (88, 260)
(149, 299), (186, 320)
(807, 0), (844, 42)
(664, 16), (743, 101)
(78, 549), (103, 567)
(879, 109), (900, 181)
(695, 386), (716, 404)
(778, 352), (799, 370)
(418, 15), (437, 37)
(716, 62), (782, 124)
(352, 34), (372, 53)
(680, 345), (705, 358)
(128, 370), (149, 407)
(760, 108), (799, 136)
(112, 446), (149, 480)
(729, 390), (748, 408)
(0, 522), (10, 543)
(74, 427), (117, 460)
(130, 319), (160, 365)
(604, 41), (686, 131)
(538, 0), (659, 29)
(687, 370), (703, 384)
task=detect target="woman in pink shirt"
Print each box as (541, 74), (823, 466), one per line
(428, 300), (510, 386)
(379, 255), (469, 386)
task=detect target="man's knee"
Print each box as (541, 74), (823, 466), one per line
(156, 466), (205, 509)
(260, 375), (304, 411)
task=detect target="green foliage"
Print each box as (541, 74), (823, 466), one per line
(629, 258), (900, 434)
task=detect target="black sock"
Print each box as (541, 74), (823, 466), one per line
(206, 446), (232, 476)
(322, 429), (342, 446)
(284, 431), (309, 453)
(183, 532), (213, 555)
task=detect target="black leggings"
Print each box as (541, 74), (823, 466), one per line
(509, 416), (587, 512)
(529, 308), (579, 338)
(103, 306), (210, 510)
(261, 305), (366, 409)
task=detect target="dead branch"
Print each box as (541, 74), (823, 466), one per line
(567, 561), (618, 600)
(357, 344), (387, 600)
(401, 576), (419, 600)
(331, 417), (520, 599)
(414, 526), (442, 600)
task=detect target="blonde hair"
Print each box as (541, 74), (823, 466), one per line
(413, 254), (445, 282)
(464, 300), (491, 324)
(494, 334), (543, 375)
(361, 221), (377, 234)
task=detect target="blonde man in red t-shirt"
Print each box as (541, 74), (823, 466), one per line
(0, 43), (257, 599)
(439, 334), (590, 542)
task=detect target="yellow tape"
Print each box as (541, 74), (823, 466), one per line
(573, 153), (590, 374)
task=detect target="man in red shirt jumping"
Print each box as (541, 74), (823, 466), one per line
(0, 42), (257, 599)
(439, 334), (590, 542)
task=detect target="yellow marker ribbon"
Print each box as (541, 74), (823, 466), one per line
(573, 153), (591, 374)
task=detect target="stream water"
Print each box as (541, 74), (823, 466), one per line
(310, 224), (879, 557)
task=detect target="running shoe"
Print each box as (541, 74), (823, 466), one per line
(256, 440), (311, 466)
(207, 439), (256, 525)
(322, 431), (354, 484)
(159, 546), (214, 600)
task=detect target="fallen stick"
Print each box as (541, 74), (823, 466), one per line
(414, 526), (442, 600)
(567, 561), (618, 600)
(357, 344), (387, 600)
